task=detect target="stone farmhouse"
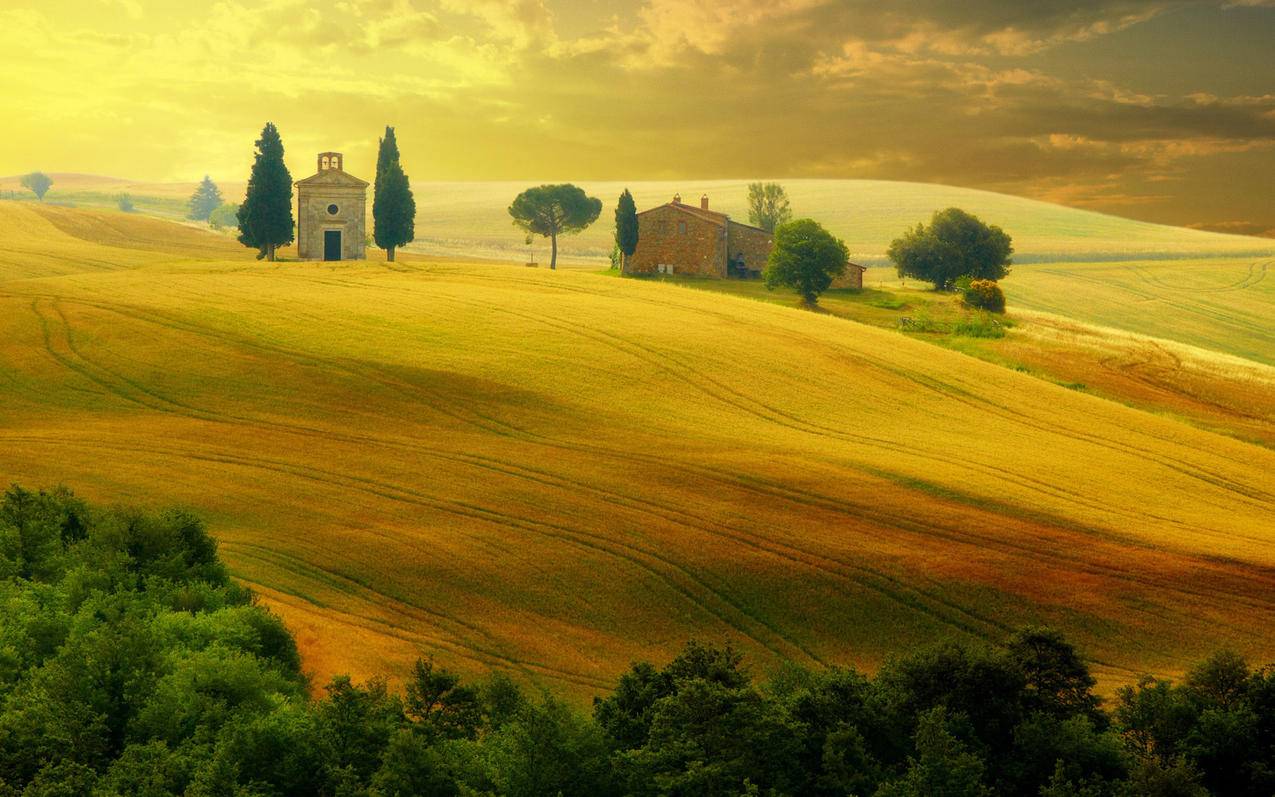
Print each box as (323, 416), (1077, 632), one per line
(295, 152), (367, 261)
(626, 194), (773, 279)
(625, 193), (867, 289)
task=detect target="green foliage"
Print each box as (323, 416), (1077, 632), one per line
(6, 484), (1274, 796)
(236, 122), (294, 262)
(953, 313), (1007, 338)
(746, 182), (792, 233)
(614, 188), (639, 269)
(373, 126), (416, 262)
(115, 194), (134, 213)
(889, 207), (1013, 290)
(20, 172), (52, 201)
(187, 176), (223, 222)
(763, 218), (849, 305)
(876, 707), (992, 797)
(208, 202), (240, 231)
(962, 279), (1006, 312)
(508, 184), (602, 270)
(404, 657), (482, 742)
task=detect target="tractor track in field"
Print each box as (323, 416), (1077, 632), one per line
(225, 543), (615, 691)
(14, 295), (1025, 649)
(318, 270), (1275, 512)
(0, 245), (138, 275)
(15, 294), (1275, 641)
(29, 297), (832, 665)
(1042, 267), (1275, 345)
(16, 303), (825, 666)
(19, 288), (1275, 620)
(427, 289), (1275, 532)
(31, 276), (1275, 528)
(1128, 260), (1271, 294)
(9, 431), (819, 667)
(535, 272), (1275, 507)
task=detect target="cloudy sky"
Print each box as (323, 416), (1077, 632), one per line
(3, 0), (1274, 234)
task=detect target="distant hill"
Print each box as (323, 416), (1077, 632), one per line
(407, 179), (1275, 266)
(4, 175), (1271, 265)
(1, 202), (1272, 699)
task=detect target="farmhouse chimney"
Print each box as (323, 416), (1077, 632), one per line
(673, 193), (682, 204)
(700, 194), (709, 210)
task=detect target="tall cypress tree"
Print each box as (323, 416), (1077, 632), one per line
(373, 126), (415, 262)
(236, 123), (294, 262)
(187, 175), (223, 222)
(614, 189), (639, 273)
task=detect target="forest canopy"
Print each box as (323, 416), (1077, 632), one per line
(1, 485), (1270, 796)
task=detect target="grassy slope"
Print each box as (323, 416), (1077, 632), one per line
(997, 258), (1275, 365)
(2, 203), (1274, 700)
(619, 271), (1275, 448)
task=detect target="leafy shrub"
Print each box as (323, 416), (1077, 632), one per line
(954, 312), (1006, 338)
(962, 279), (1006, 312)
(208, 202), (240, 231)
(116, 194), (134, 213)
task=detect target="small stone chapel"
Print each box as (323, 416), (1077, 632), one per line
(295, 152), (368, 261)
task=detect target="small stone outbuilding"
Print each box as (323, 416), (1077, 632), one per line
(832, 262), (868, 290)
(295, 152), (368, 261)
(625, 194), (772, 278)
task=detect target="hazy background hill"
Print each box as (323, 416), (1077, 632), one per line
(4, 175), (1272, 266)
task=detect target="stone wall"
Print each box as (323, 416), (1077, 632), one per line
(627, 205), (726, 276)
(297, 185), (366, 260)
(831, 265), (865, 290)
(726, 222), (773, 276)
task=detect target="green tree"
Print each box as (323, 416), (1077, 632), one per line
(208, 202), (240, 231)
(747, 182), (792, 233)
(187, 175), (223, 221)
(1007, 627), (1103, 724)
(763, 218), (849, 305)
(20, 172), (52, 201)
(403, 658), (482, 742)
(487, 693), (614, 797)
(236, 122), (294, 262)
(614, 188), (639, 272)
(508, 184), (602, 270)
(876, 707), (992, 797)
(373, 126), (416, 262)
(888, 207), (1013, 290)
(116, 194), (134, 213)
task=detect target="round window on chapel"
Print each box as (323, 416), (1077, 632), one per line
(326, 204), (339, 215)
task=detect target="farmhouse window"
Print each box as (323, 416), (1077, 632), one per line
(678, 221), (687, 235)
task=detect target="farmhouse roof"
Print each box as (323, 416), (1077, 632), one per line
(847, 262), (868, 271)
(636, 200), (770, 234)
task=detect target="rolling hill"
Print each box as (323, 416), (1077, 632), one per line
(998, 257), (1275, 366)
(1, 201), (1273, 699)
(6, 175), (1272, 265)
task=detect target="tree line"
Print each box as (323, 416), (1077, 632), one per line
(1, 484), (1271, 796)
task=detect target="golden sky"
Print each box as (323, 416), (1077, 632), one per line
(2, 0), (1274, 233)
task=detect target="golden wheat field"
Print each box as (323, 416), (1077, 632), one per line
(999, 258), (1275, 366)
(2, 202), (1274, 698)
